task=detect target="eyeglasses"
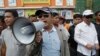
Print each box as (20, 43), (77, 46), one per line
(38, 14), (49, 18)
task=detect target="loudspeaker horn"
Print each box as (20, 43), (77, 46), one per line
(12, 17), (45, 44)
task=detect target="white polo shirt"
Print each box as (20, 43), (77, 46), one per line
(74, 21), (98, 56)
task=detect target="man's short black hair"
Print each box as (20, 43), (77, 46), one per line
(35, 7), (52, 16)
(0, 16), (5, 23)
(73, 14), (82, 19)
(52, 13), (59, 17)
(95, 11), (100, 16)
(5, 9), (18, 17)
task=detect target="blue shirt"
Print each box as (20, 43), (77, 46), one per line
(42, 26), (60, 56)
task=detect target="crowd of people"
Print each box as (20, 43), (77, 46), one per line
(0, 7), (100, 56)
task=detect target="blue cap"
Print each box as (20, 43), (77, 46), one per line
(35, 7), (52, 16)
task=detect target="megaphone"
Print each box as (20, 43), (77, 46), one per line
(12, 17), (45, 44)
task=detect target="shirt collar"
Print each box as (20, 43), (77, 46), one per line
(7, 26), (11, 30)
(83, 21), (87, 26)
(51, 26), (57, 32)
(83, 21), (92, 27)
(42, 26), (56, 32)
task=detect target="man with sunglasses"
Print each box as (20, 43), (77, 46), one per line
(35, 7), (70, 56)
(94, 11), (100, 56)
(74, 10), (99, 56)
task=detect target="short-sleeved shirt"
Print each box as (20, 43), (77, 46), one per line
(1, 27), (27, 56)
(42, 26), (61, 56)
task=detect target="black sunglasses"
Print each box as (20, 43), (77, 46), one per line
(85, 15), (93, 19)
(38, 14), (49, 18)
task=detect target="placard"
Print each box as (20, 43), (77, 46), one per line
(61, 10), (73, 19)
(65, 10), (73, 19)
(17, 10), (25, 17)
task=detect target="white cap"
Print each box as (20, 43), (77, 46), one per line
(83, 10), (93, 16)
